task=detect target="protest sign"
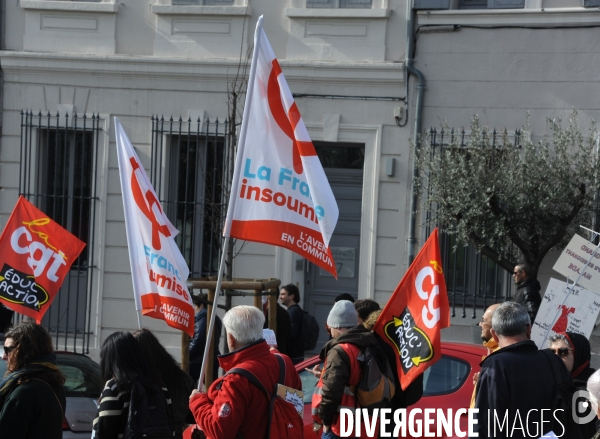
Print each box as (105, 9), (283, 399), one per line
(115, 118), (195, 336)
(553, 233), (600, 294)
(0, 196), (85, 322)
(373, 228), (450, 390)
(531, 277), (600, 349)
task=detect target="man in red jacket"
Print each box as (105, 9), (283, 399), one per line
(189, 305), (302, 439)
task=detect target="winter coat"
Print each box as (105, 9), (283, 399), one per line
(312, 325), (380, 437)
(263, 303), (292, 356)
(189, 339), (302, 439)
(474, 340), (573, 439)
(0, 374), (66, 439)
(286, 303), (304, 363)
(514, 278), (542, 323)
(189, 308), (222, 382)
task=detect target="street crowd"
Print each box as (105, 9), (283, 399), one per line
(0, 272), (599, 439)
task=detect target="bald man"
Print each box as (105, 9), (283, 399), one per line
(470, 303), (501, 408)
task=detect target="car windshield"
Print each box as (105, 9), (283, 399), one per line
(55, 353), (103, 398)
(299, 362), (323, 404)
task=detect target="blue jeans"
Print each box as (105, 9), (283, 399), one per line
(322, 430), (340, 439)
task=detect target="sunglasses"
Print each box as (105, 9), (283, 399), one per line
(552, 347), (571, 358)
(3, 345), (15, 355)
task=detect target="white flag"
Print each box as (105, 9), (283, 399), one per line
(224, 17), (339, 277)
(115, 117), (194, 336)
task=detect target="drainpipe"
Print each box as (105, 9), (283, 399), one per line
(405, 0), (426, 266)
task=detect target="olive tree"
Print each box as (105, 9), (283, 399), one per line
(418, 110), (600, 278)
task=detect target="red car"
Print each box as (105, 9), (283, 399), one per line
(297, 342), (487, 439)
(184, 341), (486, 439)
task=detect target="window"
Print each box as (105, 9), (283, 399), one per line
(151, 116), (232, 278)
(172, 0), (235, 5)
(413, 0), (524, 9)
(422, 355), (470, 396)
(19, 111), (101, 353)
(307, 0), (372, 8)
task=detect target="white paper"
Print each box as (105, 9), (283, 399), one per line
(263, 328), (277, 347)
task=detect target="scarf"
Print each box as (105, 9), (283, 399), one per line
(0, 353), (60, 409)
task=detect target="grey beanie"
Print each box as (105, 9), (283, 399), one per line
(327, 300), (358, 329)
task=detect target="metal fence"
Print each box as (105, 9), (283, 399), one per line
(151, 116), (234, 278)
(19, 110), (101, 353)
(424, 127), (523, 318)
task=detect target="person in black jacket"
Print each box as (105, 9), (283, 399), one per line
(189, 293), (222, 383)
(512, 263), (542, 323)
(475, 302), (574, 439)
(262, 293), (291, 355)
(0, 322), (66, 439)
(133, 328), (195, 439)
(280, 283), (304, 364)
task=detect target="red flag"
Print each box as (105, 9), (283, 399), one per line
(373, 228), (450, 390)
(0, 196), (86, 323)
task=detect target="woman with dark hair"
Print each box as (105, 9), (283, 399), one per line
(92, 331), (173, 439)
(549, 332), (597, 438)
(0, 322), (66, 438)
(133, 328), (195, 438)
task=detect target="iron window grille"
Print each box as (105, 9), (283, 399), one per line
(423, 127), (523, 319)
(19, 110), (101, 353)
(151, 116), (234, 278)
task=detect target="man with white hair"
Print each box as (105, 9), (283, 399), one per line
(189, 305), (301, 439)
(474, 302), (573, 439)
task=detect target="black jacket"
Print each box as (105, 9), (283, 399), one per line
(189, 308), (222, 382)
(514, 278), (542, 323)
(263, 303), (291, 356)
(286, 303), (304, 362)
(474, 340), (572, 439)
(0, 376), (66, 439)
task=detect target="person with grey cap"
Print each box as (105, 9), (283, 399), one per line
(311, 300), (381, 439)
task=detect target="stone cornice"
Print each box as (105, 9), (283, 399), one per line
(0, 51), (404, 88)
(417, 7), (600, 27)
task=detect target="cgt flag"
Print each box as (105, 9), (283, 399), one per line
(115, 117), (195, 337)
(223, 17), (339, 278)
(373, 228), (450, 390)
(0, 196), (85, 323)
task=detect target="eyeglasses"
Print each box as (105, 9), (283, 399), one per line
(551, 347), (572, 358)
(3, 345), (16, 356)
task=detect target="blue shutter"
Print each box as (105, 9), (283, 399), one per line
(488, 0), (525, 8)
(414, 0), (451, 9)
(307, 0), (335, 8)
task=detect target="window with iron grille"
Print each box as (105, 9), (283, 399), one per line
(151, 116), (233, 278)
(423, 127), (521, 318)
(307, 0), (372, 8)
(19, 111), (100, 353)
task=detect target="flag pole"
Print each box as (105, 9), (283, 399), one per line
(197, 16), (265, 391)
(136, 311), (142, 330)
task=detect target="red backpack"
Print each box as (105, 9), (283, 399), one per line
(226, 354), (304, 439)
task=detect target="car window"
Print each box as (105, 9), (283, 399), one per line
(56, 354), (103, 398)
(299, 362), (323, 404)
(422, 355), (470, 396)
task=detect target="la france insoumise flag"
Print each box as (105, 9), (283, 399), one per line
(115, 117), (195, 336)
(224, 17), (339, 277)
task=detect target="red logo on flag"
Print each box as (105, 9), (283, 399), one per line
(373, 228), (450, 390)
(0, 196), (86, 322)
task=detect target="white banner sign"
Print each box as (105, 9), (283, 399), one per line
(531, 278), (600, 349)
(552, 233), (600, 294)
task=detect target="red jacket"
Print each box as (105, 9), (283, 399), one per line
(189, 340), (302, 439)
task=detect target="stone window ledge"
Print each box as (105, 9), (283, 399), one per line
(20, 0), (119, 13)
(285, 8), (390, 19)
(151, 5), (251, 16)
(417, 8), (600, 27)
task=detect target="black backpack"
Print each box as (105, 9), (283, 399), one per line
(356, 344), (396, 413)
(541, 350), (584, 439)
(301, 310), (320, 351)
(124, 378), (175, 439)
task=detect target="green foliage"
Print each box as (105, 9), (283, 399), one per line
(418, 110), (600, 276)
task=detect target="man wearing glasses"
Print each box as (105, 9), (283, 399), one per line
(512, 263), (541, 324)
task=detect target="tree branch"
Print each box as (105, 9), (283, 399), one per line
(488, 193), (535, 262)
